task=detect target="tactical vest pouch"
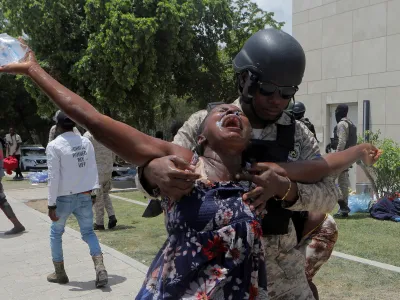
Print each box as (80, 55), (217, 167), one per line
(262, 199), (293, 235)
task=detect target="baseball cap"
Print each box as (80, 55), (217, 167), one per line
(56, 111), (75, 128)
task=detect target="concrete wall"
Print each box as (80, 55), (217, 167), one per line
(293, 0), (400, 186)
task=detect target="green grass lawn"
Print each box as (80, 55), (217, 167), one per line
(333, 212), (400, 265)
(27, 192), (400, 299)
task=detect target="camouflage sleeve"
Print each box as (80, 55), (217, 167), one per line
(48, 125), (56, 144)
(283, 121), (339, 212)
(172, 109), (208, 148)
(336, 121), (349, 152)
(135, 109), (208, 197)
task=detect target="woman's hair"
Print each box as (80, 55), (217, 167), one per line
(195, 112), (212, 155)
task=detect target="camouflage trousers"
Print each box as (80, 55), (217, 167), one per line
(338, 170), (350, 205)
(94, 174), (115, 225)
(263, 220), (315, 300)
(297, 214), (338, 281)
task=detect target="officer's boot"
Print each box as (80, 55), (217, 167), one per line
(0, 200), (25, 235)
(92, 254), (108, 288)
(334, 200), (350, 217)
(47, 261), (69, 284)
(108, 215), (117, 229)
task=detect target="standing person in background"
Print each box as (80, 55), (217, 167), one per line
(5, 128), (23, 180)
(334, 104), (357, 218)
(0, 139), (25, 235)
(84, 131), (117, 230)
(46, 112), (108, 287)
(48, 110), (81, 144)
(292, 101), (319, 143)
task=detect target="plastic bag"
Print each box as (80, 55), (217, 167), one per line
(3, 156), (18, 175)
(348, 194), (372, 214)
(0, 33), (28, 66)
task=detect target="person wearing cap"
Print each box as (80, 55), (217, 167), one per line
(5, 127), (24, 180)
(334, 104), (357, 218)
(137, 29), (339, 299)
(0, 139), (25, 235)
(48, 110), (81, 144)
(46, 111), (108, 287)
(83, 130), (117, 230)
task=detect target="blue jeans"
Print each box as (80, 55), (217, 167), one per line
(50, 193), (102, 262)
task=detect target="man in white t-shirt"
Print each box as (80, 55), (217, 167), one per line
(46, 111), (108, 287)
(0, 141), (25, 235)
(5, 128), (23, 180)
(48, 110), (81, 144)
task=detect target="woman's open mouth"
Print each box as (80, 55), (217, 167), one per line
(220, 114), (243, 131)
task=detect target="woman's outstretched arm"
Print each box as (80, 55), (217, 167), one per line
(273, 143), (381, 183)
(0, 49), (193, 166)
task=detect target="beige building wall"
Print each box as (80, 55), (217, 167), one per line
(292, 0), (400, 188)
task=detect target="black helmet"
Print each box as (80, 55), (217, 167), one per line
(293, 101), (306, 114)
(233, 28), (306, 87)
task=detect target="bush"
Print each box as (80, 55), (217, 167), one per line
(359, 130), (400, 198)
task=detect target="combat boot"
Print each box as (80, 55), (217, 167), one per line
(47, 261), (69, 284)
(92, 255), (108, 288)
(108, 215), (117, 229)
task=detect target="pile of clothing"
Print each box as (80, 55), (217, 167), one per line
(370, 195), (400, 222)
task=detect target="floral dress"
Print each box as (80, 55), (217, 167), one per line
(136, 157), (268, 300)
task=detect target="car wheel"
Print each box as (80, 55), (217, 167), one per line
(20, 162), (26, 172)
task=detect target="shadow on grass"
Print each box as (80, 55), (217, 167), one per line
(106, 225), (136, 231)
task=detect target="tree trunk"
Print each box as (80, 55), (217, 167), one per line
(358, 162), (379, 199)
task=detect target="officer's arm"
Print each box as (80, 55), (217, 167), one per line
(282, 122), (340, 212)
(135, 110), (207, 196)
(336, 122), (348, 152)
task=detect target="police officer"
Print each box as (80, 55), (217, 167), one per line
(334, 104), (357, 217)
(84, 131), (118, 230)
(292, 101), (319, 142)
(137, 29), (339, 299)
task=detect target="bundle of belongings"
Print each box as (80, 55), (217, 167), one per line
(370, 195), (400, 222)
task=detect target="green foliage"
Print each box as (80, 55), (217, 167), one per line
(1, 0), (282, 133)
(359, 130), (400, 197)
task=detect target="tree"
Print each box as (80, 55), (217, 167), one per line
(1, 0), (282, 132)
(0, 3), (51, 145)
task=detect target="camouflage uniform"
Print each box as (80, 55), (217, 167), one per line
(48, 125), (81, 144)
(138, 98), (340, 299)
(83, 131), (116, 226)
(336, 118), (352, 210)
(296, 214), (338, 281)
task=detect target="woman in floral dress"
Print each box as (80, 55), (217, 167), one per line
(0, 47), (381, 300)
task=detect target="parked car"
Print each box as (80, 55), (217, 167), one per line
(20, 145), (47, 171)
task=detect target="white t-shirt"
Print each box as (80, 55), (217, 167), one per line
(5, 133), (22, 156)
(46, 132), (99, 206)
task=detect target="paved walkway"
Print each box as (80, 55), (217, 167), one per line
(1, 187), (147, 300)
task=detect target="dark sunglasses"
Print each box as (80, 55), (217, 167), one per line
(258, 82), (298, 100)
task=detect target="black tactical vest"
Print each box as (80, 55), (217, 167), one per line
(332, 120), (357, 150)
(242, 114), (297, 235)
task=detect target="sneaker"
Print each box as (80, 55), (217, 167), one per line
(4, 225), (25, 235)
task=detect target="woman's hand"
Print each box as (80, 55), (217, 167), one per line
(237, 163), (290, 215)
(0, 39), (39, 75)
(360, 143), (382, 166)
